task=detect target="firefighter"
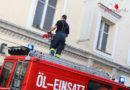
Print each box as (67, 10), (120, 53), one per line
(48, 15), (69, 58)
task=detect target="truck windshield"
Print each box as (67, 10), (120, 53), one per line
(0, 62), (14, 87)
(10, 61), (28, 90)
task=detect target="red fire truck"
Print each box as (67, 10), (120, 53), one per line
(0, 46), (129, 90)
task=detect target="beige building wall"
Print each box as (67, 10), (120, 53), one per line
(0, 0), (64, 34)
(0, 0), (130, 86)
(93, 62), (112, 75)
(114, 0), (130, 66)
(64, 0), (130, 85)
(68, 0), (130, 67)
(92, 0), (130, 67)
(65, 0), (84, 46)
(0, 0), (33, 27)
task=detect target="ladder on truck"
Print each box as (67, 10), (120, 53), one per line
(25, 50), (110, 79)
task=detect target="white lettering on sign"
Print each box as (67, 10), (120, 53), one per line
(53, 79), (85, 90)
(36, 72), (47, 88)
(36, 72), (85, 90)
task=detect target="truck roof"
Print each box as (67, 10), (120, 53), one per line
(6, 50), (110, 79)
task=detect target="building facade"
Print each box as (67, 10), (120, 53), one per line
(0, 0), (130, 86)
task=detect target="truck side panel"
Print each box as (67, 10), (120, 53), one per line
(25, 61), (88, 90)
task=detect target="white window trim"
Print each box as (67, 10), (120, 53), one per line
(97, 21), (103, 50)
(26, 0), (68, 34)
(26, 0), (44, 35)
(93, 11), (119, 59)
(62, 0), (68, 15)
(127, 46), (130, 66)
(39, 0), (49, 29)
(106, 0), (115, 9)
(35, 0), (57, 30)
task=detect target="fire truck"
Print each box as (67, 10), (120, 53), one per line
(0, 46), (129, 90)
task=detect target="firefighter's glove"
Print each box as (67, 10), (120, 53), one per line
(47, 31), (52, 34)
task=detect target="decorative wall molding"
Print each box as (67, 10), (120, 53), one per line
(83, 0), (87, 3)
(98, 3), (122, 19)
(87, 56), (94, 67)
(79, 0), (96, 41)
(111, 68), (117, 80)
(0, 19), (130, 75)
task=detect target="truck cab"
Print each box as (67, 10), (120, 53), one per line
(0, 56), (28, 90)
(0, 46), (29, 90)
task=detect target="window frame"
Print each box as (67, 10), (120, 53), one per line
(117, 88), (124, 90)
(10, 61), (28, 89)
(0, 61), (14, 87)
(96, 20), (110, 53)
(87, 80), (113, 90)
(93, 10), (119, 59)
(33, 0), (57, 31)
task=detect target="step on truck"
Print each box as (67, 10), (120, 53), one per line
(0, 46), (129, 90)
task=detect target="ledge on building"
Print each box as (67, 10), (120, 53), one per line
(98, 2), (122, 19)
(0, 19), (130, 75)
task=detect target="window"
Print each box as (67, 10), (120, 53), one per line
(94, 3), (120, 58)
(0, 62), (14, 87)
(118, 88), (123, 90)
(33, 0), (57, 31)
(96, 20), (110, 53)
(10, 62), (28, 90)
(87, 80), (112, 90)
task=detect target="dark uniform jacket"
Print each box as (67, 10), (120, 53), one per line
(55, 20), (69, 35)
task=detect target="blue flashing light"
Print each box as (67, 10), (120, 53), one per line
(28, 45), (34, 50)
(119, 77), (125, 84)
